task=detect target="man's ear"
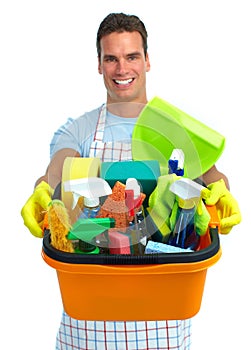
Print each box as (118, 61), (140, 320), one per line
(145, 53), (151, 72)
(98, 58), (102, 74)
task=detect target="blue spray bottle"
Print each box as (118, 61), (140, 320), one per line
(167, 178), (205, 250)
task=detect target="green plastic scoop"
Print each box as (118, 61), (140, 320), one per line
(132, 96), (225, 179)
(67, 217), (115, 242)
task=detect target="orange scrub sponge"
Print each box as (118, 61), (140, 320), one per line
(97, 181), (129, 229)
(48, 200), (74, 253)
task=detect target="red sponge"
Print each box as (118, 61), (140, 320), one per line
(108, 230), (131, 254)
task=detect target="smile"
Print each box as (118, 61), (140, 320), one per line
(114, 78), (134, 85)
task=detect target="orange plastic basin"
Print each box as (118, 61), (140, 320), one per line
(42, 231), (221, 321)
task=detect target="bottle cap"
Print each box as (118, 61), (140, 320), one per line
(84, 197), (99, 208)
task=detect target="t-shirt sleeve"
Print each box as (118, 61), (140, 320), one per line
(49, 106), (137, 159)
(49, 110), (99, 159)
(50, 118), (80, 157)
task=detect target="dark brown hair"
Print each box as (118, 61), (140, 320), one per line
(96, 13), (148, 59)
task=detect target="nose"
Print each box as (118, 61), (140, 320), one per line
(115, 59), (129, 74)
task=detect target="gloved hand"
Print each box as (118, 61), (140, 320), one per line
(202, 179), (241, 234)
(21, 181), (54, 238)
(148, 174), (179, 240)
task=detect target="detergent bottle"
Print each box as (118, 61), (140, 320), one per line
(167, 178), (205, 250)
(168, 197), (197, 249)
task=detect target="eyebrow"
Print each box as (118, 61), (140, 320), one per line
(127, 51), (142, 57)
(103, 51), (142, 60)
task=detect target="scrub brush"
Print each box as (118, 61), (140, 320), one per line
(48, 199), (74, 253)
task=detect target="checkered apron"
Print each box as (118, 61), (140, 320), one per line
(89, 104), (132, 162)
(56, 105), (192, 349)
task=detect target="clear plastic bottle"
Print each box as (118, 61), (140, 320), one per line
(167, 198), (199, 250)
(77, 197), (100, 254)
(79, 197), (100, 219)
(126, 178), (146, 255)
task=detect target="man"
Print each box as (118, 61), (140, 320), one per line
(21, 13), (240, 349)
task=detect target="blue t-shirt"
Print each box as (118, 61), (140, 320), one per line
(50, 105), (138, 159)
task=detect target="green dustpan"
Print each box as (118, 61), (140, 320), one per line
(132, 96), (225, 179)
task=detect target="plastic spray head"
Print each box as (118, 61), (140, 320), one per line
(126, 178), (141, 199)
(170, 178), (205, 209)
(63, 177), (112, 209)
(168, 149), (185, 176)
(125, 178), (141, 216)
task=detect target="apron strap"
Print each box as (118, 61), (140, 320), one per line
(93, 104), (106, 142)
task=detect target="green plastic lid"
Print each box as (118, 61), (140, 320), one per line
(132, 96), (225, 179)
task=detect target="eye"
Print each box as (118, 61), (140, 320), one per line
(128, 55), (137, 61)
(104, 56), (117, 63)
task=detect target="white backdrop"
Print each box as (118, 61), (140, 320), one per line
(0, 1), (249, 349)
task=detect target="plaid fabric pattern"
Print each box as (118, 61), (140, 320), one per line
(89, 105), (132, 162)
(56, 312), (192, 350)
(90, 141), (132, 162)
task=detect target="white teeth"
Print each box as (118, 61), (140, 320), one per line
(115, 78), (133, 85)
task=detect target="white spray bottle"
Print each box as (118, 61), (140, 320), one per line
(63, 177), (112, 210)
(63, 177), (112, 254)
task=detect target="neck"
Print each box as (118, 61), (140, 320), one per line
(106, 101), (146, 118)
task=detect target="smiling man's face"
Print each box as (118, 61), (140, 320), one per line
(98, 31), (150, 105)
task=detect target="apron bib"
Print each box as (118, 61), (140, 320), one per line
(89, 104), (132, 162)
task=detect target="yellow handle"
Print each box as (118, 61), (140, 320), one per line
(61, 157), (101, 222)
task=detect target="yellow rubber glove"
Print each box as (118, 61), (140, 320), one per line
(202, 179), (241, 234)
(148, 174), (179, 240)
(21, 181), (54, 238)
